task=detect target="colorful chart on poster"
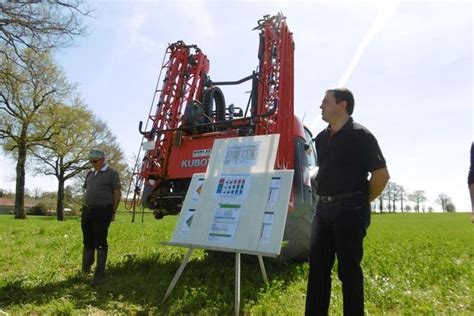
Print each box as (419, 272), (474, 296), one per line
(214, 174), (251, 200)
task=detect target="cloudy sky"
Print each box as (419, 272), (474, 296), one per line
(0, 0), (472, 212)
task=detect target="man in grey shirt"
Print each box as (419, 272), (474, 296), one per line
(82, 149), (121, 286)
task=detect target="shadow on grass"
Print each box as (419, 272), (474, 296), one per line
(0, 250), (307, 314)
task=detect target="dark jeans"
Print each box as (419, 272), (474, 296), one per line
(81, 205), (113, 249)
(305, 195), (370, 316)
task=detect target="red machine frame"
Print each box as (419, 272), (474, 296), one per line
(126, 14), (299, 216)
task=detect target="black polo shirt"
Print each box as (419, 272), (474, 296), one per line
(315, 117), (386, 196)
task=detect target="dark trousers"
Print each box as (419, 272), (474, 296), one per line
(305, 195), (370, 316)
(81, 205), (113, 249)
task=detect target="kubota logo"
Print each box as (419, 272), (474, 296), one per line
(181, 158), (209, 168)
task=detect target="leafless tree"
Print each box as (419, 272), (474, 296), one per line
(0, 1), (91, 62)
(408, 190), (427, 213)
(382, 181), (398, 212)
(32, 187), (42, 200)
(398, 185), (406, 213)
(377, 190), (386, 213)
(391, 183), (403, 212)
(436, 193), (454, 212)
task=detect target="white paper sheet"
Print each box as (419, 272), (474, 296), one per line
(208, 202), (241, 242)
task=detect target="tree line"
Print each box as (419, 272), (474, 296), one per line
(373, 181), (456, 213)
(0, 1), (129, 220)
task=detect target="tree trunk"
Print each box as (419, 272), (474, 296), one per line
(56, 176), (65, 221)
(14, 142), (27, 219)
(400, 193), (404, 213)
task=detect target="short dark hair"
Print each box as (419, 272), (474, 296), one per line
(326, 87), (355, 115)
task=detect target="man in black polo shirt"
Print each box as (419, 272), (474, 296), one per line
(82, 149), (121, 286)
(305, 88), (390, 315)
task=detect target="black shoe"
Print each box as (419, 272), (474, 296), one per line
(90, 248), (107, 286)
(82, 248), (95, 274)
(90, 272), (105, 287)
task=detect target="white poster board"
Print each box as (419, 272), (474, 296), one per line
(168, 134), (293, 257)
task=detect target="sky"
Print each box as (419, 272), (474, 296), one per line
(0, 0), (472, 212)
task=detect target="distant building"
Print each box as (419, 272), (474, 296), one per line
(0, 198), (35, 214)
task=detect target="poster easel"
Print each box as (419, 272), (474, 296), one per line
(162, 135), (293, 315)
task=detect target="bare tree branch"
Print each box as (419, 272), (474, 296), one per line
(0, 1), (92, 62)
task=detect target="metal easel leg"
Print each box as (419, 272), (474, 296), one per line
(235, 252), (241, 316)
(257, 255), (268, 284)
(162, 248), (194, 303)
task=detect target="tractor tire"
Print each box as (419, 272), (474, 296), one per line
(201, 86), (226, 121)
(279, 202), (314, 263)
(279, 175), (318, 263)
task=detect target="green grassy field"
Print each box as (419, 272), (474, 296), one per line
(0, 211), (472, 315)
